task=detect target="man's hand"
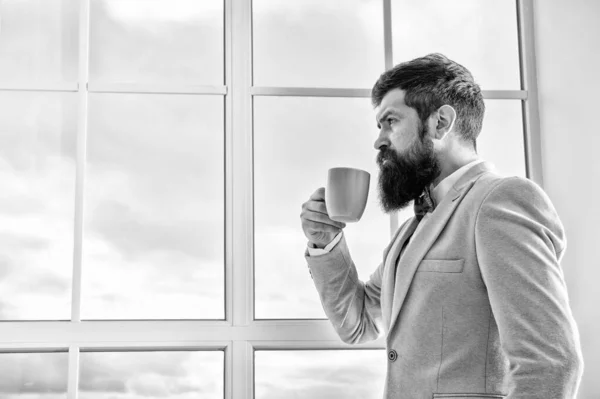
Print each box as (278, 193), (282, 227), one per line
(300, 187), (346, 249)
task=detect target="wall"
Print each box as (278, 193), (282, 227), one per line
(534, 0), (600, 397)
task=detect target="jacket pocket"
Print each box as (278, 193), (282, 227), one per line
(418, 259), (464, 273)
(433, 394), (506, 399)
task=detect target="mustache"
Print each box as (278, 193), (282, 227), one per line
(377, 148), (395, 166)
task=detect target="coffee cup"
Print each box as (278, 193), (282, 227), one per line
(326, 167), (370, 223)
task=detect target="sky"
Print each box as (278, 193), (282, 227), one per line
(0, 351), (224, 399)
(0, 0), (524, 396)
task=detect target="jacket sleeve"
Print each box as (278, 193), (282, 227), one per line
(474, 177), (584, 398)
(305, 229), (401, 344)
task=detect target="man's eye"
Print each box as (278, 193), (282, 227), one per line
(387, 118), (396, 125)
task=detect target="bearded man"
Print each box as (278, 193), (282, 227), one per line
(300, 53), (583, 399)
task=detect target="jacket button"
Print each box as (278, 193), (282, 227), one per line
(388, 349), (398, 362)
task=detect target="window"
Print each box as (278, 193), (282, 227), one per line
(0, 0), (540, 397)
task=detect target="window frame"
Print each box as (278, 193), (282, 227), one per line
(0, 0), (541, 398)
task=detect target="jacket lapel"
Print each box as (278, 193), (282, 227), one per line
(386, 161), (494, 338)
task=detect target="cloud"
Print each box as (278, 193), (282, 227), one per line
(83, 93), (225, 263)
(390, 0), (520, 89)
(255, 350), (386, 399)
(80, 250), (224, 319)
(23, 271), (70, 296)
(80, 174), (225, 319)
(101, 0), (222, 23)
(78, 376), (127, 393)
(78, 351), (223, 398)
(0, 97), (75, 320)
(253, 0), (384, 88)
(127, 375), (170, 397)
(0, 233), (49, 252)
(0, 255), (14, 280)
(0, 352), (68, 394)
(0, 0), (77, 82)
(77, 92), (226, 319)
(86, 199), (221, 262)
(0, 351), (223, 397)
(90, 0), (223, 85)
(0, 301), (16, 320)
(78, 360), (129, 393)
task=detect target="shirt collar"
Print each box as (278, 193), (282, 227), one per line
(430, 159), (486, 205)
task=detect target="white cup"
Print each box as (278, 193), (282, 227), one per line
(326, 167), (370, 223)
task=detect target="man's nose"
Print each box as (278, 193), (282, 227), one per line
(374, 130), (390, 151)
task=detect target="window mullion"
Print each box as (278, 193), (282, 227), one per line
(87, 82), (227, 95)
(67, 347), (80, 399)
(71, 0), (90, 326)
(517, 0), (543, 186)
(0, 82), (78, 92)
(382, 0), (398, 237)
(68, 0), (90, 394)
(231, 341), (254, 399)
(230, 0), (254, 330)
(383, 0), (393, 70)
(229, 0), (254, 396)
(225, 0), (254, 388)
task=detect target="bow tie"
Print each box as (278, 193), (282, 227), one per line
(414, 187), (435, 222)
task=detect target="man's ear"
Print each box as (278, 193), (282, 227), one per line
(434, 105), (457, 140)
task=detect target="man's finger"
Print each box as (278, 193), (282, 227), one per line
(309, 187), (326, 201)
(304, 218), (344, 234)
(302, 211), (346, 230)
(305, 200), (329, 216)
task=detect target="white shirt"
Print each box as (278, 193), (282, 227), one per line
(307, 159), (487, 256)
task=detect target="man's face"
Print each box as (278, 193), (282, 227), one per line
(374, 89), (441, 213)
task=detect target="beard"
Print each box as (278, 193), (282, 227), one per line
(376, 122), (441, 213)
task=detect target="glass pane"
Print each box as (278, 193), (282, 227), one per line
(254, 97), (390, 319)
(79, 351), (223, 399)
(0, 92), (76, 321)
(391, 0), (520, 89)
(253, 0), (385, 88)
(478, 101), (526, 178)
(90, 0), (224, 85)
(82, 94), (224, 320)
(0, 352), (68, 398)
(0, 0), (78, 82)
(255, 350), (386, 399)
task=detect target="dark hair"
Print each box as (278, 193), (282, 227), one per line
(371, 53), (485, 149)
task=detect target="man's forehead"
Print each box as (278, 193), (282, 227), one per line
(375, 88), (409, 119)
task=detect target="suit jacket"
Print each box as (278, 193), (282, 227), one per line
(306, 161), (584, 399)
